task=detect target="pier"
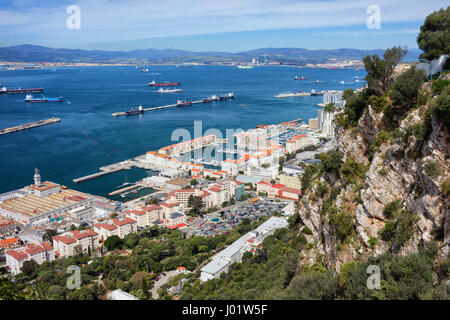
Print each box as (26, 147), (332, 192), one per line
(73, 161), (132, 183)
(108, 184), (138, 196)
(112, 95), (234, 117)
(0, 118), (60, 136)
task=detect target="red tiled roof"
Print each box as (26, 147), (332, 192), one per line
(53, 235), (76, 245)
(142, 204), (162, 211)
(72, 229), (98, 239)
(113, 217), (136, 226)
(208, 187), (221, 193)
(6, 249), (28, 260)
(272, 184), (286, 189)
(94, 223), (117, 231)
(161, 202), (179, 208)
(281, 186), (302, 195)
(167, 223), (187, 230)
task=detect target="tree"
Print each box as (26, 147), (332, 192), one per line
(324, 103), (337, 113)
(417, 7), (450, 67)
(389, 66), (425, 114)
(433, 85), (450, 128)
(363, 46), (408, 96)
(21, 259), (39, 276)
(188, 195), (204, 214)
(145, 197), (159, 206)
(42, 229), (57, 243)
(104, 235), (123, 251)
(190, 179), (198, 185)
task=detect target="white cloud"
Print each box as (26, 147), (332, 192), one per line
(0, 0), (447, 46)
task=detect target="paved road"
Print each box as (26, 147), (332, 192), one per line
(150, 270), (178, 299)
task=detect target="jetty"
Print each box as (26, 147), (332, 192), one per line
(112, 94), (235, 117)
(0, 118), (60, 136)
(73, 161), (133, 183)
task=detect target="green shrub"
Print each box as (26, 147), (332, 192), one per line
(368, 237), (378, 248)
(380, 220), (396, 241)
(442, 179), (450, 196)
(330, 211), (354, 242)
(382, 200), (401, 218)
(424, 161), (441, 177)
(376, 130), (390, 146)
(340, 159), (366, 185)
(302, 226), (313, 235)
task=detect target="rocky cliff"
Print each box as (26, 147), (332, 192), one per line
(297, 86), (449, 272)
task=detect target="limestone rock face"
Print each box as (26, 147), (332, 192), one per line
(298, 103), (449, 270)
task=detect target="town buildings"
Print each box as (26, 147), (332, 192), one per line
(53, 229), (99, 258)
(5, 243), (54, 275)
(0, 217), (15, 236)
(200, 217), (288, 282)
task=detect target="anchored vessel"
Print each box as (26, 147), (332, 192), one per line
(237, 65), (254, 69)
(177, 99), (192, 107)
(24, 94), (63, 103)
(294, 76), (307, 80)
(1, 86), (43, 94)
(125, 105), (144, 116)
(202, 95), (218, 103)
(218, 92), (235, 100)
(149, 81), (181, 86)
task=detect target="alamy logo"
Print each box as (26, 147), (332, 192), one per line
(66, 5), (81, 30)
(366, 5), (381, 30)
(66, 265), (81, 290)
(366, 265), (381, 290)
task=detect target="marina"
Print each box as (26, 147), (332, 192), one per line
(0, 118), (61, 136)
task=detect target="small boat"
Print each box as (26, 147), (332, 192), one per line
(24, 94), (63, 102)
(354, 79), (360, 83)
(157, 87), (182, 93)
(142, 68), (149, 72)
(315, 80), (324, 83)
(125, 105), (144, 116)
(355, 68), (361, 71)
(340, 81), (345, 84)
(294, 76), (307, 80)
(177, 99), (192, 107)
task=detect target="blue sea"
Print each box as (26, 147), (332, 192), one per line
(0, 65), (365, 197)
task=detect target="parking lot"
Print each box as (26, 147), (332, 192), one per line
(184, 199), (291, 237)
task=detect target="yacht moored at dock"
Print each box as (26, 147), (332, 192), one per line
(1, 86), (43, 94)
(24, 94), (63, 103)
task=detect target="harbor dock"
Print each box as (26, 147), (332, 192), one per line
(112, 93), (235, 117)
(73, 161), (133, 183)
(108, 184), (138, 196)
(0, 118), (61, 136)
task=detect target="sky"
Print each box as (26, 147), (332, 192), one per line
(0, 0), (448, 52)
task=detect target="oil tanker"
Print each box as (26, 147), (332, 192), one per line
(149, 81), (181, 87)
(1, 86), (43, 94)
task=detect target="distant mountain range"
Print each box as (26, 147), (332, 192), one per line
(0, 44), (422, 63)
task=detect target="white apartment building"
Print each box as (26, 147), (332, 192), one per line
(200, 217), (288, 282)
(53, 229), (99, 258)
(323, 90), (343, 107)
(317, 109), (336, 136)
(5, 243), (54, 275)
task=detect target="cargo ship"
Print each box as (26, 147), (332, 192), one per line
(294, 76), (307, 80)
(1, 86), (43, 94)
(177, 99), (192, 107)
(24, 94), (63, 103)
(310, 90), (327, 96)
(149, 81), (181, 86)
(125, 105), (144, 116)
(218, 92), (235, 100)
(202, 95), (218, 103)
